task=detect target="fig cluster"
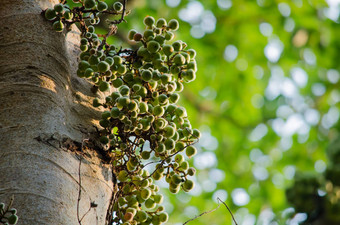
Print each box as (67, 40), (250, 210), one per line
(0, 202), (18, 225)
(44, 0), (123, 32)
(45, 2), (200, 224)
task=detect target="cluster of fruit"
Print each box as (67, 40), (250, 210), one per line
(44, 0), (124, 32)
(0, 202), (18, 225)
(286, 139), (340, 222)
(45, 1), (199, 224)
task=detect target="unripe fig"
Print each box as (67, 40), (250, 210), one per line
(176, 80), (184, 92)
(187, 49), (197, 58)
(113, 2), (123, 12)
(180, 161), (189, 171)
(169, 185), (180, 194)
(128, 101), (138, 111)
(169, 93), (180, 103)
(117, 96), (130, 107)
(183, 179), (194, 192)
(54, 3), (64, 13)
(53, 20), (64, 32)
(139, 102), (148, 114)
(164, 126), (175, 138)
(45, 8), (56, 20)
(175, 154), (184, 163)
(101, 111), (111, 120)
(155, 143), (166, 153)
(112, 78), (123, 88)
(84, 68), (94, 78)
(7, 214), (18, 224)
(158, 94), (168, 105)
(144, 16), (155, 27)
(127, 161), (136, 171)
(152, 171), (162, 180)
(175, 142), (185, 151)
(144, 198), (156, 209)
(78, 60), (90, 71)
(111, 92), (121, 101)
(153, 106), (164, 117)
(99, 81), (110, 92)
(97, 61), (110, 73)
(141, 188), (152, 200)
(186, 145), (197, 158)
(0, 203), (4, 210)
(187, 61), (197, 72)
(113, 55), (123, 65)
(168, 19), (179, 31)
(99, 136), (109, 144)
(87, 55), (99, 65)
(156, 18), (167, 28)
(171, 174), (182, 185)
(137, 86), (148, 97)
(88, 25), (95, 33)
(141, 70), (152, 81)
(159, 212), (168, 223)
(79, 44), (87, 52)
(135, 210), (148, 222)
(153, 194), (163, 204)
(119, 85), (130, 96)
(147, 41), (160, 53)
(173, 54), (185, 65)
(152, 215), (161, 225)
(99, 119), (109, 128)
(97, 1), (108, 11)
(165, 31), (174, 41)
(172, 41), (182, 51)
(187, 167), (196, 176)
(93, 98), (101, 107)
(181, 52), (190, 63)
(184, 69), (196, 82)
(164, 138), (175, 150)
(84, 0), (96, 9)
(154, 35), (165, 45)
(103, 57), (114, 66)
(175, 107), (186, 117)
(143, 29), (155, 40)
(128, 29), (137, 40)
(141, 151), (151, 160)
(192, 128), (201, 139)
(117, 64), (127, 74)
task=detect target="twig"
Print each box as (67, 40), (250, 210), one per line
(182, 204), (220, 225)
(79, 204), (91, 222)
(182, 198), (238, 225)
(218, 197), (238, 225)
(77, 157), (82, 225)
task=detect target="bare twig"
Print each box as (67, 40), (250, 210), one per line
(77, 157), (82, 225)
(182, 198), (238, 225)
(182, 204), (220, 225)
(218, 197), (238, 225)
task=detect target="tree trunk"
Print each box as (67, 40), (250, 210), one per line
(0, 0), (113, 224)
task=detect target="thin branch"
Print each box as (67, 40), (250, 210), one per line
(182, 198), (238, 225)
(77, 157), (82, 225)
(183, 204), (220, 225)
(218, 197), (238, 225)
(79, 205), (91, 222)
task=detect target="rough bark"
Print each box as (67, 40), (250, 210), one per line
(0, 0), (113, 224)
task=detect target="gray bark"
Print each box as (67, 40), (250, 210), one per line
(0, 0), (113, 224)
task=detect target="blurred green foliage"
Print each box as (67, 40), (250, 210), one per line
(70, 0), (340, 224)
